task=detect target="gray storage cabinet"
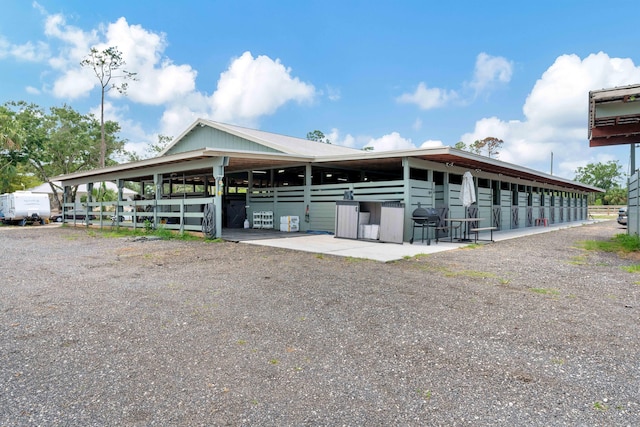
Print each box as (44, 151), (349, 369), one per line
(335, 200), (405, 244)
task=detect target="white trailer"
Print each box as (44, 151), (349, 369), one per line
(0, 191), (51, 225)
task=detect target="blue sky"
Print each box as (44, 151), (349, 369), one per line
(2, 1), (640, 180)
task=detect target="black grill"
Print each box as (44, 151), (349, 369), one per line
(410, 205), (440, 245)
(411, 206), (439, 224)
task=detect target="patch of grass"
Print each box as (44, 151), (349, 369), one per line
(530, 287), (560, 296)
(444, 269), (497, 279)
(568, 255), (588, 265)
(345, 256), (369, 262)
(593, 401), (609, 411)
(581, 233), (640, 253)
(622, 264), (640, 273)
(404, 253), (430, 260)
(416, 389), (432, 400)
(461, 243), (482, 249)
(87, 225), (207, 242)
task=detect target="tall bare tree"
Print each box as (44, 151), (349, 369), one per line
(81, 46), (136, 168)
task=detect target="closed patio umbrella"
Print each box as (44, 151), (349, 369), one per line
(459, 171), (476, 240)
(460, 171), (476, 208)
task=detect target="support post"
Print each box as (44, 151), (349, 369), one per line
(212, 156), (229, 239)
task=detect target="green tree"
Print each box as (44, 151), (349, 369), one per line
(574, 160), (624, 191)
(574, 160), (625, 205)
(467, 137), (503, 158)
(454, 137), (503, 158)
(603, 187), (627, 205)
(483, 137), (503, 158)
(454, 141), (467, 150)
(306, 130), (331, 144)
(4, 102), (125, 206)
(81, 46), (136, 168)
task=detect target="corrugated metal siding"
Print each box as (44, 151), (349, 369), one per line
(629, 172), (639, 235)
(166, 127), (282, 155)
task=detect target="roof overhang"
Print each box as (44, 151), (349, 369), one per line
(57, 149), (312, 186)
(316, 146), (602, 193)
(57, 145), (601, 193)
(589, 84), (640, 147)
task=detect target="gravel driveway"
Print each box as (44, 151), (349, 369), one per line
(1, 221), (639, 426)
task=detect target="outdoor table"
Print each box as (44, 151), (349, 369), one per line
(445, 218), (484, 242)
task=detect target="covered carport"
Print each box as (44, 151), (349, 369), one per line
(589, 84), (640, 234)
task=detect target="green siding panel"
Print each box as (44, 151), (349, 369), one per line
(166, 127), (282, 155)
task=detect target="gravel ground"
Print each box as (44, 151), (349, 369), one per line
(1, 221), (639, 426)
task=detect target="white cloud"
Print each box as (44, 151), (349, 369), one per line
(398, 52), (512, 110)
(461, 52), (640, 178)
(468, 52), (513, 94)
(102, 17), (197, 105)
(364, 132), (415, 151)
(22, 7), (317, 152)
(210, 51), (316, 125)
(326, 85), (341, 101)
(420, 139), (444, 148)
(25, 86), (41, 94)
(327, 128), (356, 148)
(45, 13), (198, 104)
(412, 118), (422, 131)
(397, 82), (458, 110)
(0, 36), (49, 61)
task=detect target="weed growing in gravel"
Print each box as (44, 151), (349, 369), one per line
(416, 389), (432, 400)
(568, 255), (587, 265)
(461, 243), (482, 249)
(622, 264), (640, 273)
(345, 256), (370, 262)
(444, 269), (497, 279)
(530, 288), (560, 296)
(405, 253), (429, 260)
(593, 401), (609, 411)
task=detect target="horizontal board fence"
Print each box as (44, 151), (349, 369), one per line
(62, 197), (216, 233)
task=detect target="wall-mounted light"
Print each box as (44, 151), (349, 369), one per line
(445, 162), (454, 167)
(252, 170), (267, 174)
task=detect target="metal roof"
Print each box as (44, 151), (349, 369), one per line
(589, 83), (640, 147)
(57, 120), (601, 193)
(161, 118), (361, 157)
